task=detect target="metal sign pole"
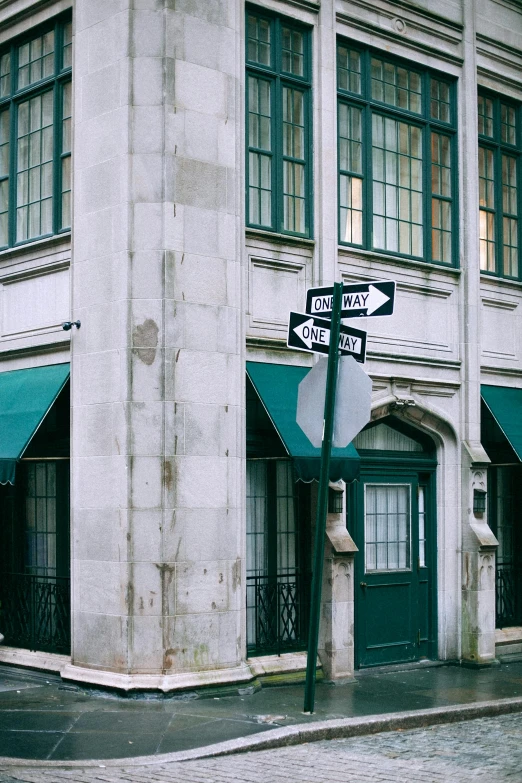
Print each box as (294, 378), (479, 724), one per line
(303, 281), (343, 714)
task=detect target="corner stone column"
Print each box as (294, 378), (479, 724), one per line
(66, 1), (249, 690)
(318, 512), (358, 681)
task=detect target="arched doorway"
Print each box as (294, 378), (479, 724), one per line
(348, 417), (438, 668)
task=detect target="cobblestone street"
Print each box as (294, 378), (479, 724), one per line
(1, 712), (522, 783)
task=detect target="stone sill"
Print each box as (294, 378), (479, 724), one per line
(248, 651), (311, 677)
(61, 662), (254, 693)
(0, 646), (70, 673)
(0, 233), (71, 266)
(495, 627), (522, 646)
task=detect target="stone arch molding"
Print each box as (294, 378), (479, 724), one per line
(369, 386), (458, 450)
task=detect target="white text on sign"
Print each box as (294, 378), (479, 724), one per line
(310, 285), (390, 317)
(294, 318), (362, 354)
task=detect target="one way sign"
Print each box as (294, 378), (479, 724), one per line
(287, 311), (367, 362)
(306, 280), (396, 319)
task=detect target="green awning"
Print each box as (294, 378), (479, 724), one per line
(481, 384), (522, 461)
(246, 361), (360, 482)
(0, 363), (70, 485)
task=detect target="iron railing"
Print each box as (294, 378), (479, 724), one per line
(496, 562), (520, 628)
(0, 572), (70, 654)
(246, 571), (310, 656)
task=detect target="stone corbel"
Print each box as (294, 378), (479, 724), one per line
(469, 467), (498, 552)
(325, 516), (358, 554)
(390, 379), (416, 411)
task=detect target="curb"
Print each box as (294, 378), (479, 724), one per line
(2, 696), (522, 769)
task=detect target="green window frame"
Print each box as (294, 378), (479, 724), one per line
(0, 15), (72, 250)
(478, 91), (521, 279)
(337, 42), (457, 266)
(246, 8), (312, 238)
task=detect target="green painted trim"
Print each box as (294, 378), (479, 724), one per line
(349, 457), (438, 669)
(246, 7), (312, 239)
(336, 39), (458, 269)
(478, 88), (521, 281)
(0, 14), (71, 250)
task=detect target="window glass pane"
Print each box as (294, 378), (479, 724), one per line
(501, 103), (517, 146)
(282, 87), (306, 234)
(248, 76), (272, 228)
(479, 210), (496, 272)
(340, 174), (362, 244)
(418, 486), (426, 567)
(502, 155), (518, 276)
(0, 108), (9, 179)
(371, 57), (422, 114)
(479, 146), (495, 208)
(372, 115), (423, 256)
(282, 27), (304, 77)
(365, 484), (411, 572)
(502, 154), (517, 215)
(337, 45), (361, 94)
(479, 143), (496, 271)
(431, 132), (452, 263)
(430, 78), (450, 123)
(0, 52), (11, 98)
(0, 179), (8, 246)
(247, 13), (271, 67)
(24, 462), (58, 576)
(16, 90), (54, 241)
(478, 94), (494, 137)
(60, 81), (72, 229)
(63, 21), (72, 69)
(17, 30), (55, 90)
(338, 104), (362, 174)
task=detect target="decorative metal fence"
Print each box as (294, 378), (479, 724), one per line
(0, 573), (70, 654)
(246, 571), (310, 656)
(496, 563), (520, 628)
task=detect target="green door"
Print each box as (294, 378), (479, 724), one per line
(352, 471), (433, 667)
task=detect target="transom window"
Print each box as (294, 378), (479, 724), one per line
(478, 92), (520, 279)
(337, 43), (457, 265)
(246, 9), (312, 237)
(0, 16), (71, 249)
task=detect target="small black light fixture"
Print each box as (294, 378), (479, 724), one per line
(473, 488), (487, 515)
(328, 484), (344, 514)
(62, 320), (81, 331)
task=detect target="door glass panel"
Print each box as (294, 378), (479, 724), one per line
(418, 485), (426, 567)
(365, 484), (411, 572)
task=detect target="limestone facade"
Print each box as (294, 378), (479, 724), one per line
(0, 0), (520, 689)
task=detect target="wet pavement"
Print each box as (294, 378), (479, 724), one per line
(1, 660), (522, 761)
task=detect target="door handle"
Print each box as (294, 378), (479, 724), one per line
(360, 581), (367, 589)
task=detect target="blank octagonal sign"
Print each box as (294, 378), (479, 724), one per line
(296, 355), (372, 448)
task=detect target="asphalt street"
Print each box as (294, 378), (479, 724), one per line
(1, 711), (522, 782)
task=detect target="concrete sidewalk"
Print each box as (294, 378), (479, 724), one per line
(2, 660), (522, 765)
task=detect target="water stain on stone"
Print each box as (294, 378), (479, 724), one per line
(132, 318), (158, 365)
(164, 459), (174, 492)
(232, 557), (241, 591)
(156, 563), (175, 621)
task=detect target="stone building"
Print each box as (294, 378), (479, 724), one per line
(0, 0), (521, 691)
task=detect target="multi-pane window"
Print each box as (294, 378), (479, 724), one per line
(246, 9), (312, 237)
(364, 484), (411, 572)
(0, 16), (71, 249)
(478, 92), (520, 279)
(337, 43), (457, 265)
